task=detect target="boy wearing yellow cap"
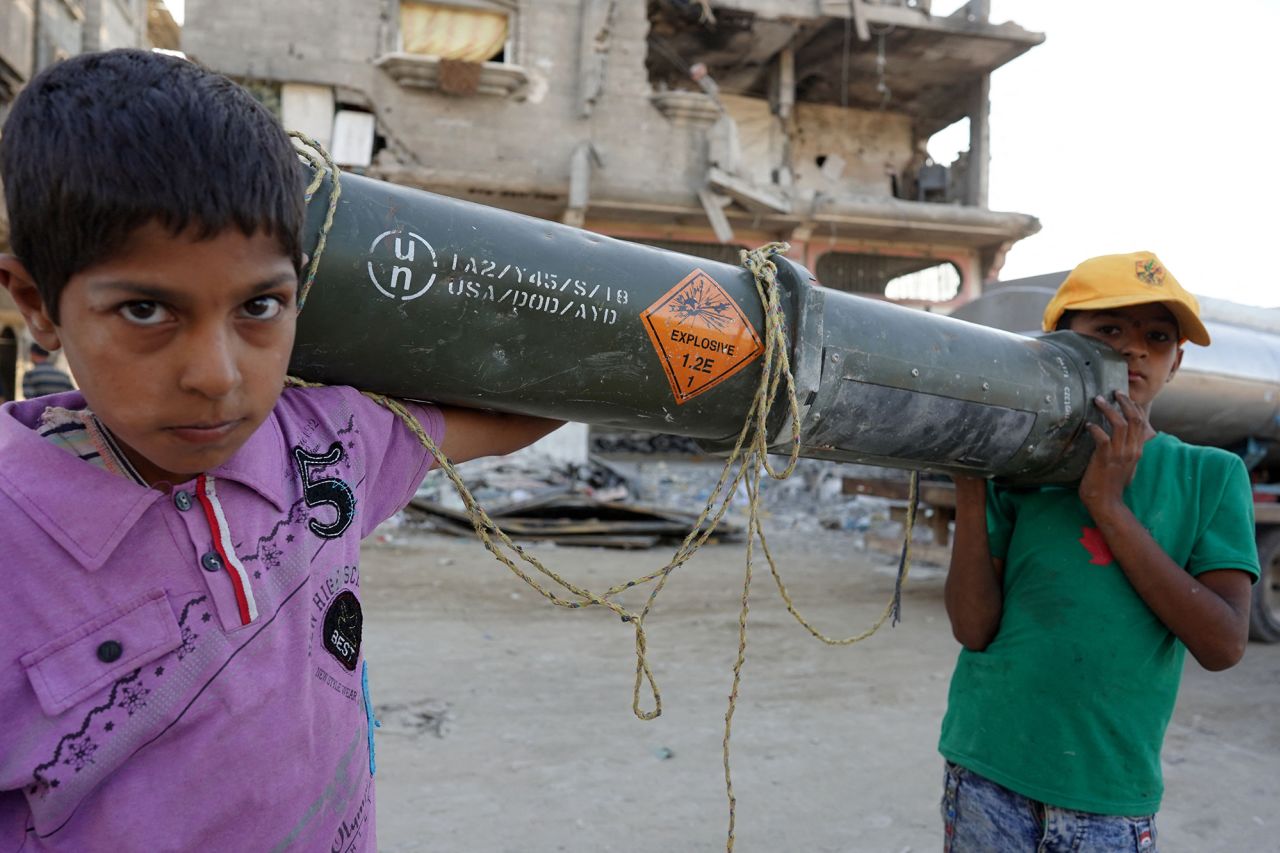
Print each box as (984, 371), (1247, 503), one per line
(938, 252), (1259, 852)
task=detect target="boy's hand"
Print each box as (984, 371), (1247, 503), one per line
(1079, 393), (1155, 515)
(1077, 392), (1253, 671)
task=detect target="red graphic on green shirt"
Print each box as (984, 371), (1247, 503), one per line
(1079, 527), (1114, 566)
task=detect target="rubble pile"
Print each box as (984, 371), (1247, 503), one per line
(404, 453), (936, 552)
(408, 456), (746, 548)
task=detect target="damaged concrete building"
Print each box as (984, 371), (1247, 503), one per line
(0, 0), (1044, 410)
(182, 0), (1042, 310)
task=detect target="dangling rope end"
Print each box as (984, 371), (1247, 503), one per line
(890, 471), (919, 626)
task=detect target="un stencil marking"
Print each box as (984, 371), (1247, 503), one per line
(367, 229), (437, 301)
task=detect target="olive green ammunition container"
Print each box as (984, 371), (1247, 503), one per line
(292, 172), (1125, 485)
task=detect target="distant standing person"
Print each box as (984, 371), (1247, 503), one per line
(22, 341), (73, 397)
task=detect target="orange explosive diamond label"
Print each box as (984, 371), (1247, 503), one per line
(640, 269), (764, 404)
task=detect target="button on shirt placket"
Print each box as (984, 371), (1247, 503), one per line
(172, 477), (259, 629)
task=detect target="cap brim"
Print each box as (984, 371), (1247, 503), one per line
(1050, 293), (1211, 346)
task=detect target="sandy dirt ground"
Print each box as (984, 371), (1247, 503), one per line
(361, 524), (1280, 853)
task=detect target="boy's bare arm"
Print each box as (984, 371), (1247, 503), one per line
(944, 476), (1006, 650)
(437, 407), (565, 465)
(1082, 394), (1252, 671)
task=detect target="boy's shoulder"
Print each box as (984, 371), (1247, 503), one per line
(212, 384), (391, 504)
(265, 384), (443, 539)
(272, 383), (430, 437)
(1131, 432), (1254, 518)
(0, 395), (165, 579)
(269, 384), (435, 467)
(273, 383), (362, 431)
(1146, 431), (1248, 477)
(0, 392), (107, 499)
(989, 433), (1248, 511)
(267, 383), (349, 447)
(273, 383), (443, 451)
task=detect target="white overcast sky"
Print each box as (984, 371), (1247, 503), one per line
(934, 0), (1279, 307)
(166, 0), (1277, 307)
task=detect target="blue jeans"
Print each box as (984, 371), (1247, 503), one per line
(942, 762), (1158, 852)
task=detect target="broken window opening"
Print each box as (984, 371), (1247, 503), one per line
(331, 104), (377, 169)
(926, 116), (969, 167)
(644, 1), (1034, 208)
(889, 116), (970, 203)
(927, 0), (969, 16)
(645, 2), (783, 99)
(815, 252), (962, 303)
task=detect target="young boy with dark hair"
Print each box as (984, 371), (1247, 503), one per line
(0, 49), (559, 849)
(939, 252), (1260, 852)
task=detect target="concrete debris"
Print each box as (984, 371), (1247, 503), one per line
(409, 455), (745, 548)
(407, 452), (934, 553)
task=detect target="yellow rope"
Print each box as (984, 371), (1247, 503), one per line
(288, 136), (921, 852)
(288, 131), (341, 308)
(765, 470), (919, 646)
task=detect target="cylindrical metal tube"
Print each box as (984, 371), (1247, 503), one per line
(787, 283), (1125, 483)
(292, 172), (1124, 484)
(1149, 322), (1280, 456)
(952, 284), (1280, 471)
(293, 172), (774, 441)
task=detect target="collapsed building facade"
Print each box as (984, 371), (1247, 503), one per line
(181, 0), (1042, 457)
(0, 0), (1044, 413)
(182, 0), (1041, 306)
(180, 0), (1039, 455)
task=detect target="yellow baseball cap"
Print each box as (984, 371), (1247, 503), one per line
(1042, 251), (1210, 346)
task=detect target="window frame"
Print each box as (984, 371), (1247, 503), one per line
(376, 0), (530, 97)
(392, 0), (520, 65)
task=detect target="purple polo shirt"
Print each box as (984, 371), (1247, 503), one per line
(0, 386), (443, 851)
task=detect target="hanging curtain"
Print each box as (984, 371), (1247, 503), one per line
(400, 2), (509, 63)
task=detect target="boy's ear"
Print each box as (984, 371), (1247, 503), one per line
(1167, 347), (1184, 383)
(0, 255), (62, 352)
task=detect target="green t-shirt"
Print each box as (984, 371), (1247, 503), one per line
(939, 433), (1260, 815)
